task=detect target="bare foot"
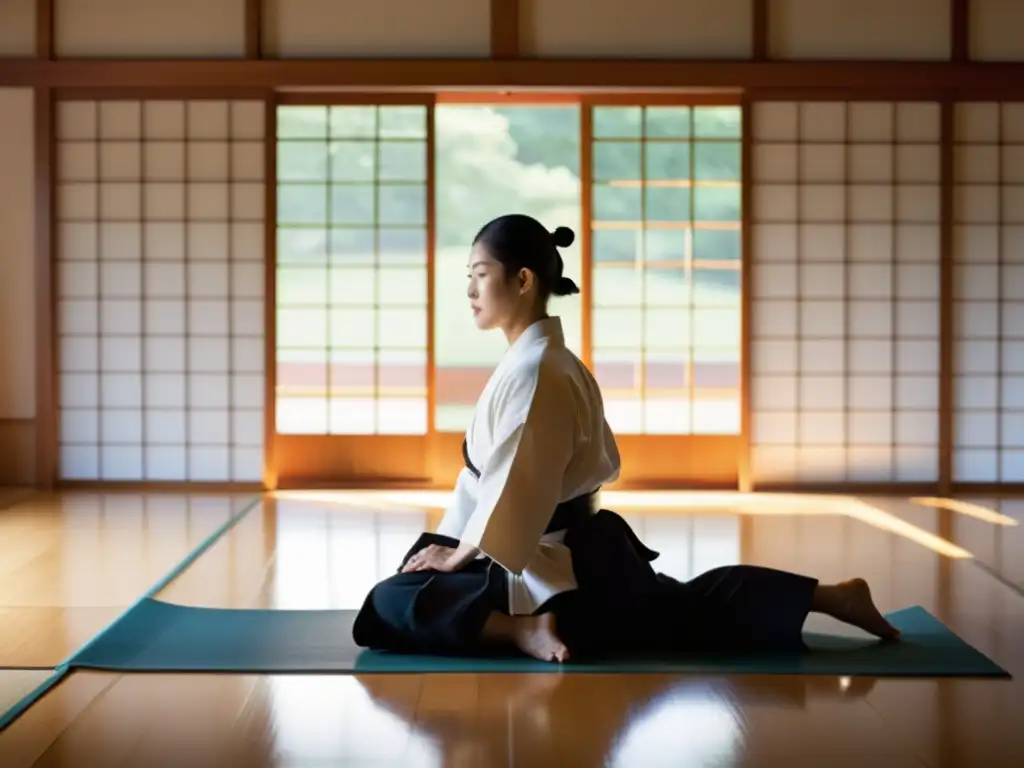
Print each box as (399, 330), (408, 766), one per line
(512, 613), (570, 663)
(826, 578), (901, 641)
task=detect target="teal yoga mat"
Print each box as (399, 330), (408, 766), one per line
(66, 598), (1009, 677)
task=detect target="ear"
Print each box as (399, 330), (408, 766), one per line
(517, 267), (535, 295)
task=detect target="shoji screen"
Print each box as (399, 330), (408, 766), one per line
(953, 103), (1024, 483)
(750, 101), (942, 486)
(56, 98), (266, 482)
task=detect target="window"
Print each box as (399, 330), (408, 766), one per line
(432, 103), (583, 431)
(590, 105), (742, 435)
(275, 105), (430, 435)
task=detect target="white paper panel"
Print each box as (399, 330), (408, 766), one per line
(751, 100), (941, 486)
(0, 89), (37, 420)
(56, 98), (266, 483)
(266, 0), (490, 57)
(524, 0), (751, 58)
(953, 102), (1024, 481)
(0, 0), (36, 56)
(770, 0), (950, 60)
(55, 0), (246, 58)
(972, 0), (1024, 61)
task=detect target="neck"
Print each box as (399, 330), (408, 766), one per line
(503, 309), (548, 347)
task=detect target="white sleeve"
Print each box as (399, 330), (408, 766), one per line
(458, 367), (576, 574)
(602, 418), (621, 483)
(434, 467), (478, 539)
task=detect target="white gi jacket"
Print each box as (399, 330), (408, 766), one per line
(435, 316), (622, 615)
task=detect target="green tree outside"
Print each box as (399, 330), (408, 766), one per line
(274, 104), (742, 432)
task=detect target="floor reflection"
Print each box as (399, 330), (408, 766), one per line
(266, 675), (440, 765)
(0, 493), (247, 607)
(873, 496), (1024, 595)
(270, 503), (428, 609)
(260, 495), (960, 617)
(945, 498), (1024, 588)
(265, 500), (749, 609)
(350, 672), (881, 768)
(0, 493), (255, 666)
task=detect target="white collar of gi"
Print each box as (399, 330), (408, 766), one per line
(508, 316), (564, 355)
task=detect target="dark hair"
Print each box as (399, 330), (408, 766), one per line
(472, 214), (580, 300)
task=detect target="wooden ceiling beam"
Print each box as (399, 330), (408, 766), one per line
(1, 58), (1022, 92)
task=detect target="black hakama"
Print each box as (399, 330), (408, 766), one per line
(351, 443), (819, 659)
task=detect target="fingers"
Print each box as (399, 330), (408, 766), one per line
(401, 555), (431, 573)
(401, 548), (426, 572)
(400, 545), (447, 573)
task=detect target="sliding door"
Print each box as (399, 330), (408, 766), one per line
(273, 99), (434, 485)
(272, 95), (743, 489)
(585, 99), (743, 486)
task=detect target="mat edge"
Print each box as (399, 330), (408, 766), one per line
(61, 662), (1011, 679)
(0, 668), (70, 733)
(0, 495), (264, 732)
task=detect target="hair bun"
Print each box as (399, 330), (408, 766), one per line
(554, 276), (580, 297)
(551, 226), (575, 249)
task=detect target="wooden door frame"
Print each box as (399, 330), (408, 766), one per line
(269, 91), (746, 491)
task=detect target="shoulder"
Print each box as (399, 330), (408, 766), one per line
(493, 346), (573, 419)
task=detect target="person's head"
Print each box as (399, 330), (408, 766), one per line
(466, 214), (580, 334)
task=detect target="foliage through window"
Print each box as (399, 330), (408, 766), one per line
(273, 102), (742, 437)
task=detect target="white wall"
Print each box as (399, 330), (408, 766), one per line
(55, 99), (266, 482)
(265, 0), (490, 58)
(48, 0), (491, 59)
(522, 0), (752, 58)
(971, 0), (1024, 61)
(769, 0), (950, 60)
(0, 0), (36, 57)
(55, 0), (247, 58)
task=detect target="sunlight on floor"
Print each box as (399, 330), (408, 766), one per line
(272, 489), (978, 561)
(274, 489), (845, 512)
(910, 497), (1020, 526)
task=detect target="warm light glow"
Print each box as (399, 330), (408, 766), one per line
(910, 497), (1019, 527)
(609, 685), (742, 767)
(267, 676), (439, 765)
(272, 489), (976, 560)
(845, 500), (973, 559)
(273, 489), (853, 514)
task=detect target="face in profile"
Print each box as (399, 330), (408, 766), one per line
(466, 243), (525, 330)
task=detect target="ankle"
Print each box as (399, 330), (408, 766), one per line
(810, 584), (839, 614)
(481, 611), (514, 641)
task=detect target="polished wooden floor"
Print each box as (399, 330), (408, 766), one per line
(0, 488), (1021, 766)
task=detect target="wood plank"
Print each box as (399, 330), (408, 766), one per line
(0, 607), (123, 667)
(490, 0), (520, 59)
(3, 58), (1024, 91)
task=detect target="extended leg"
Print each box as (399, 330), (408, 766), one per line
(656, 565), (821, 652)
(656, 565), (899, 653)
